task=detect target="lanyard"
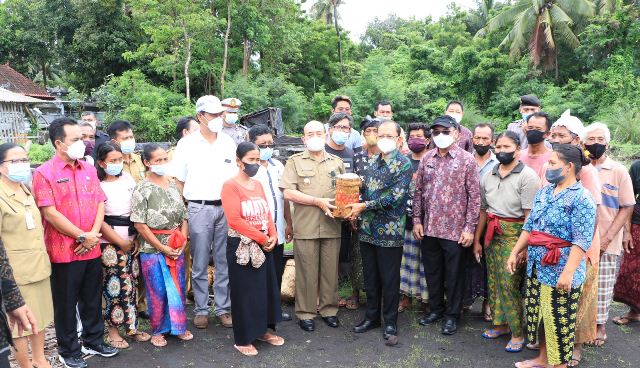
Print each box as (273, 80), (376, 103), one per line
(265, 161), (279, 230)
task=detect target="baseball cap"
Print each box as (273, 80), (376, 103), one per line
(430, 115), (458, 130)
(552, 109), (585, 139)
(195, 95), (225, 115)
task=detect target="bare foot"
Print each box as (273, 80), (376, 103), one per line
(32, 358), (52, 368)
(515, 358), (548, 368)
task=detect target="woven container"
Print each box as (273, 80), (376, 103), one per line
(333, 173), (362, 219)
(281, 259), (296, 303)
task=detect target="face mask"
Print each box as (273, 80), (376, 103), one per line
(377, 138), (397, 154)
(242, 162), (260, 177)
(6, 163), (31, 183)
(150, 164), (168, 176)
(83, 140), (95, 156)
(259, 147), (274, 161)
(526, 130), (546, 145)
(225, 113), (238, 125)
(585, 143), (606, 160)
(65, 140), (86, 160)
(496, 151), (516, 165)
(448, 113), (462, 124)
(120, 139), (136, 154)
(407, 137), (427, 153)
(365, 134), (377, 147)
(433, 134), (455, 149)
(104, 162), (124, 176)
(473, 144), (491, 156)
(305, 136), (325, 152)
(545, 166), (566, 184)
(331, 131), (349, 146)
(521, 113), (531, 122)
(208, 117), (224, 133)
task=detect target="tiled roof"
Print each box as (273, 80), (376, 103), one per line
(0, 87), (47, 103)
(0, 64), (54, 100)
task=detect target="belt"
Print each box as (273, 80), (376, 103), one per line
(188, 199), (222, 206)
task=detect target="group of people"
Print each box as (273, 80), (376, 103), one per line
(0, 92), (638, 368)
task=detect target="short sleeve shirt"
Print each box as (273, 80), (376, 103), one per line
(325, 144), (354, 173)
(130, 181), (187, 254)
(100, 173), (136, 242)
(520, 149), (552, 179)
(254, 159), (287, 244)
(32, 155), (106, 263)
(481, 161), (540, 218)
(123, 152), (147, 183)
(279, 150), (345, 239)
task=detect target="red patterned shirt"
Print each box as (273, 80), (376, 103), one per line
(32, 154), (106, 263)
(412, 146), (481, 241)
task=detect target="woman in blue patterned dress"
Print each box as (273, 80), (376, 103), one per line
(507, 144), (596, 368)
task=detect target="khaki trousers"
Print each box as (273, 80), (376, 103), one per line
(294, 238), (341, 320)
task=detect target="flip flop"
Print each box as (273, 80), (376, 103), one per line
(106, 337), (130, 349)
(338, 298), (347, 308)
(234, 344), (258, 356)
(505, 340), (524, 353)
(177, 331), (194, 341)
(481, 328), (510, 339)
(612, 315), (640, 325)
(345, 296), (359, 310)
(257, 333), (285, 346)
(128, 330), (151, 342)
(585, 335), (607, 347)
(514, 360), (550, 368)
(567, 357), (581, 367)
(150, 335), (167, 347)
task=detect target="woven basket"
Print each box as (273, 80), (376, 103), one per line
(333, 173), (361, 219)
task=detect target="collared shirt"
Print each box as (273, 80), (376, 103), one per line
(480, 161), (540, 218)
(523, 183), (596, 288)
(0, 182), (51, 285)
(32, 154), (106, 263)
(476, 152), (498, 181)
(358, 150), (412, 247)
(325, 144), (354, 173)
(279, 150), (345, 239)
(459, 125), (474, 153)
(222, 124), (248, 146)
(520, 148), (552, 179)
(345, 129), (363, 151)
(507, 120), (528, 150)
(596, 157), (636, 255)
(169, 131), (238, 200)
(412, 146), (481, 241)
(123, 152), (146, 183)
(255, 159), (286, 245)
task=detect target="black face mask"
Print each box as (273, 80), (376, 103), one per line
(526, 130), (546, 145)
(496, 151), (516, 165)
(474, 144), (491, 156)
(585, 143), (606, 160)
(242, 163), (260, 177)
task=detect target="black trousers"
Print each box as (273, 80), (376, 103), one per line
(421, 236), (466, 320)
(360, 242), (403, 327)
(51, 258), (104, 358)
(274, 243), (285, 289)
(0, 350), (9, 368)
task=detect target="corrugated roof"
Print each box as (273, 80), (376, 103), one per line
(0, 64), (54, 100)
(0, 87), (48, 103)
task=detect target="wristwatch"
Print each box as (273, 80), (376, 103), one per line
(76, 233), (86, 244)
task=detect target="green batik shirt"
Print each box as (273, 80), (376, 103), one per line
(357, 149), (412, 247)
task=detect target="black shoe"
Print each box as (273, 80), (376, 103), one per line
(299, 319), (315, 332)
(419, 312), (443, 326)
(138, 311), (150, 320)
(352, 319), (381, 333)
(322, 315), (340, 328)
(442, 319), (457, 335)
(281, 312), (292, 321)
(81, 342), (119, 357)
(383, 324), (398, 340)
(58, 355), (87, 368)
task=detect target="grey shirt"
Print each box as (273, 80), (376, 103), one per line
(480, 161), (540, 218)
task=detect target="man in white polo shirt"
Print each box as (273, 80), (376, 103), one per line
(170, 95), (238, 329)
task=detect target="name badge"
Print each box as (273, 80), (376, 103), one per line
(25, 210), (35, 230)
(56, 178), (70, 183)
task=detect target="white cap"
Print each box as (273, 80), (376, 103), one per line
(195, 95), (225, 115)
(552, 109), (585, 140)
(221, 97), (242, 112)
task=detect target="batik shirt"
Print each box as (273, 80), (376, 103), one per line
(523, 182), (596, 288)
(358, 150), (412, 247)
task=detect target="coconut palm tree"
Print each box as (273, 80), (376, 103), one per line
(476, 0), (596, 78)
(311, 0), (345, 76)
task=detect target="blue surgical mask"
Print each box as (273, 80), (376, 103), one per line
(120, 139), (136, 154)
(331, 131), (349, 145)
(7, 163), (31, 183)
(260, 147), (274, 161)
(545, 166), (566, 184)
(104, 162), (124, 176)
(521, 113), (530, 122)
(225, 113), (238, 125)
(150, 164), (168, 176)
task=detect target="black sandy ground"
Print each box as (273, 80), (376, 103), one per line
(90, 302), (640, 368)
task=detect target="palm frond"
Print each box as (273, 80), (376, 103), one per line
(539, 9), (556, 49)
(503, 6), (538, 59)
(551, 11), (580, 49)
(557, 0), (596, 19)
(595, 0), (616, 14)
(475, 0), (530, 37)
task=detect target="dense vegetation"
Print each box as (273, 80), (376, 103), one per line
(1, 0), (638, 142)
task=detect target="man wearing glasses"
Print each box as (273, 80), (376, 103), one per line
(330, 95), (363, 152)
(412, 115), (481, 336)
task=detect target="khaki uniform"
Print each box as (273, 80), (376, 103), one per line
(123, 152), (146, 183)
(221, 124), (248, 146)
(280, 150), (345, 320)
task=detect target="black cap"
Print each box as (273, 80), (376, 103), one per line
(520, 94), (541, 107)
(430, 115), (458, 130)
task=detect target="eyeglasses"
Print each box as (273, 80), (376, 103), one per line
(257, 144), (275, 149)
(332, 125), (351, 133)
(377, 135), (398, 140)
(1, 158), (30, 164)
(431, 130), (452, 136)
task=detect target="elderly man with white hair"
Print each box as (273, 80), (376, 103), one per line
(583, 122), (635, 349)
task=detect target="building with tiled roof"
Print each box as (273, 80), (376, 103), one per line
(0, 63), (54, 100)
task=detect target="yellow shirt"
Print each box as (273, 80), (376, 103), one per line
(0, 182), (51, 285)
(123, 152), (147, 183)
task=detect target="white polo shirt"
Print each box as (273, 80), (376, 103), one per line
(170, 131), (238, 200)
(254, 159), (286, 244)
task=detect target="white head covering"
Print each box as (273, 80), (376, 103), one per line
(551, 109), (585, 140)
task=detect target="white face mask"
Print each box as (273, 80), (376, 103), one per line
(447, 113), (462, 124)
(225, 113), (238, 124)
(65, 140), (86, 160)
(433, 134), (455, 149)
(207, 117), (224, 133)
(150, 164), (168, 176)
(305, 136), (325, 152)
(120, 139), (136, 154)
(377, 138), (397, 154)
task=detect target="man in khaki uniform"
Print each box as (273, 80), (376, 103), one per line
(280, 120), (345, 332)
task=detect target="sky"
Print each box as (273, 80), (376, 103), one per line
(301, 0), (478, 41)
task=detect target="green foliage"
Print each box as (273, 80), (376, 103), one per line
(27, 143), (54, 164)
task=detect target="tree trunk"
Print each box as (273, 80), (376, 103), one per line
(242, 37), (251, 77)
(181, 21), (192, 101)
(333, 2), (344, 78)
(220, 1), (232, 96)
(554, 51), (559, 80)
(41, 60), (47, 89)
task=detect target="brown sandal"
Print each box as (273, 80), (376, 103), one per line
(612, 315), (640, 325)
(128, 330), (151, 342)
(106, 337), (130, 349)
(345, 296), (359, 310)
(150, 334), (167, 347)
(258, 333), (284, 346)
(234, 344), (258, 356)
(177, 330), (194, 341)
